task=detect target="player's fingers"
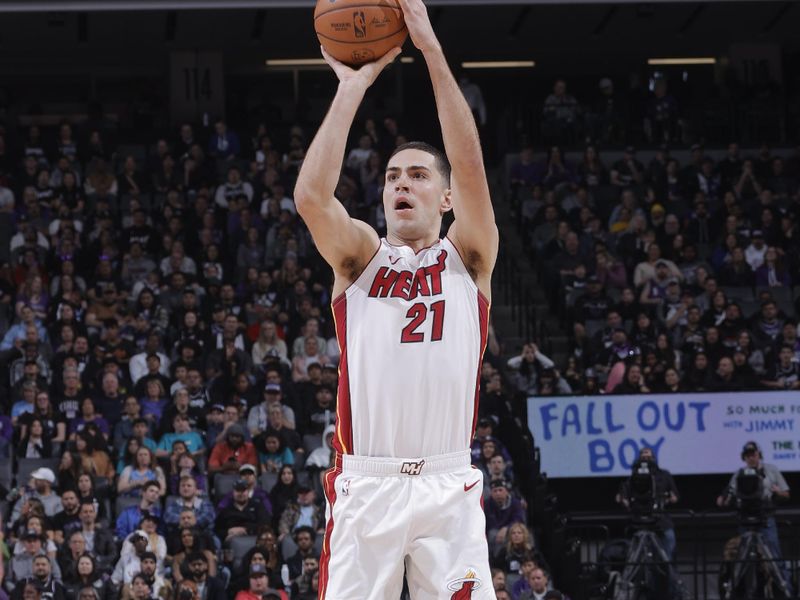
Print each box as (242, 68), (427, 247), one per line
(320, 45), (347, 71)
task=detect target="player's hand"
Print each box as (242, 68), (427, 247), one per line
(397, 0), (441, 54)
(321, 45), (401, 89)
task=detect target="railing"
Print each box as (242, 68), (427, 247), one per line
(495, 239), (538, 344)
(556, 509), (800, 600)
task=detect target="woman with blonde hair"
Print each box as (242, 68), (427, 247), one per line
(118, 446), (166, 497)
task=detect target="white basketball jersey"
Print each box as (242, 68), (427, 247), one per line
(331, 237), (489, 458)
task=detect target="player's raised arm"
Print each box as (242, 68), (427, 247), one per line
(294, 47), (400, 284)
(398, 0), (498, 285)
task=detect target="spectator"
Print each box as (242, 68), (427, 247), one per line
(208, 119), (240, 161)
(163, 477), (216, 534)
(485, 480), (526, 555)
(215, 479), (270, 543)
(542, 79), (580, 145)
(115, 481), (163, 539)
(207, 424), (257, 476)
(182, 551), (226, 600)
(76, 502), (116, 571)
(277, 486), (324, 542)
(234, 564), (287, 600)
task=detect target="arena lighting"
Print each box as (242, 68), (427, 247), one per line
(647, 58), (716, 65)
(265, 59), (326, 66)
(265, 57), (413, 67)
(461, 60), (535, 69)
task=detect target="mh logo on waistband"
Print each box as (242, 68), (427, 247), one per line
(400, 460), (426, 476)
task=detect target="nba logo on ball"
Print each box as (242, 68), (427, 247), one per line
(447, 569), (482, 599)
(353, 11), (367, 38)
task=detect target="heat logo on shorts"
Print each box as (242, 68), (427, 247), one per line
(447, 569), (482, 599)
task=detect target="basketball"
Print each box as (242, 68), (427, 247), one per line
(314, 0), (408, 66)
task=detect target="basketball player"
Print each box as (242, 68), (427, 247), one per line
(294, 0), (498, 597)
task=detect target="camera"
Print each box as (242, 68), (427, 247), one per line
(733, 467), (766, 526)
(625, 459), (666, 525)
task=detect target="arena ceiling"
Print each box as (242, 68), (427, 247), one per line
(0, 1), (797, 72)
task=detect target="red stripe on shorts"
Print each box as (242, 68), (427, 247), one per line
(318, 465), (341, 599)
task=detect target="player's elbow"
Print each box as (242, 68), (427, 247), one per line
(293, 185), (321, 216)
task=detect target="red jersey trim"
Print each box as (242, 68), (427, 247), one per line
(470, 292), (491, 442)
(331, 295), (353, 455)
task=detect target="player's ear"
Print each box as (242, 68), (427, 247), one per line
(440, 188), (453, 215)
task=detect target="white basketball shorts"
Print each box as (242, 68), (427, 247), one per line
(318, 450), (496, 600)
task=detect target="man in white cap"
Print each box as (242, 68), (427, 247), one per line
(11, 467), (62, 522)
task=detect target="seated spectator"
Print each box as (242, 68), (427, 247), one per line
(50, 490), (82, 544)
(115, 481), (163, 540)
(167, 453), (206, 497)
(69, 398), (111, 440)
(9, 532), (63, 589)
(182, 552), (226, 600)
(11, 468), (63, 522)
(485, 480), (526, 555)
(215, 479), (270, 544)
(164, 477), (216, 535)
(291, 337), (330, 382)
(117, 447), (167, 497)
(305, 425), (334, 474)
(207, 424), (257, 476)
(718, 247), (755, 287)
(13, 515), (58, 560)
(18, 390), (67, 448)
(234, 563), (287, 600)
(56, 530), (87, 580)
(761, 345), (800, 390)
(122, 556), (171, 600)
(76, 502), (116, 572)
(156, 414), (204, 459)
(64, 553), (114, 600)
(285, 526), (319, 582)
(755, 247), (791, 288)
(299, 386), (336, 435)
(170, 531), (218, 585)
(217, 464), (272, 514)
(277, 486), (324, 542)
(73, 431), (115, 480)
(16, 418), (52, 459)
(257, 431), (294, 474)
(247, 383), (296, 438)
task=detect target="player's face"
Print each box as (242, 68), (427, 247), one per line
(384, 149), (451, 242)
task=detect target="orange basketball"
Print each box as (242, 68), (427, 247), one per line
(314, 0), (408, 66)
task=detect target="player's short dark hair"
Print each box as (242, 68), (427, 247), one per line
(390, 141), (451, 186)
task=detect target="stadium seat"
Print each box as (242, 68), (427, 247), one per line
(114, 495), (140, 518)
(229, 535), (257, 572)
(259, 472), (278, 493)
(303, 434), (322, 453)
(281, 535), (298, 561)
(722, 286), (754, 303)
(213, 474), (239, 501)
(0, 458), (12, 491)
(585, 319), (606, 340)
(15, 457), (60, 488)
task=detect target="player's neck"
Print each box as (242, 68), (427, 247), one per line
(385, 231), (440, 253)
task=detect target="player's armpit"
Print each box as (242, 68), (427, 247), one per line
(447, 184), (499, 287)
(296, 193), (380, 282)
